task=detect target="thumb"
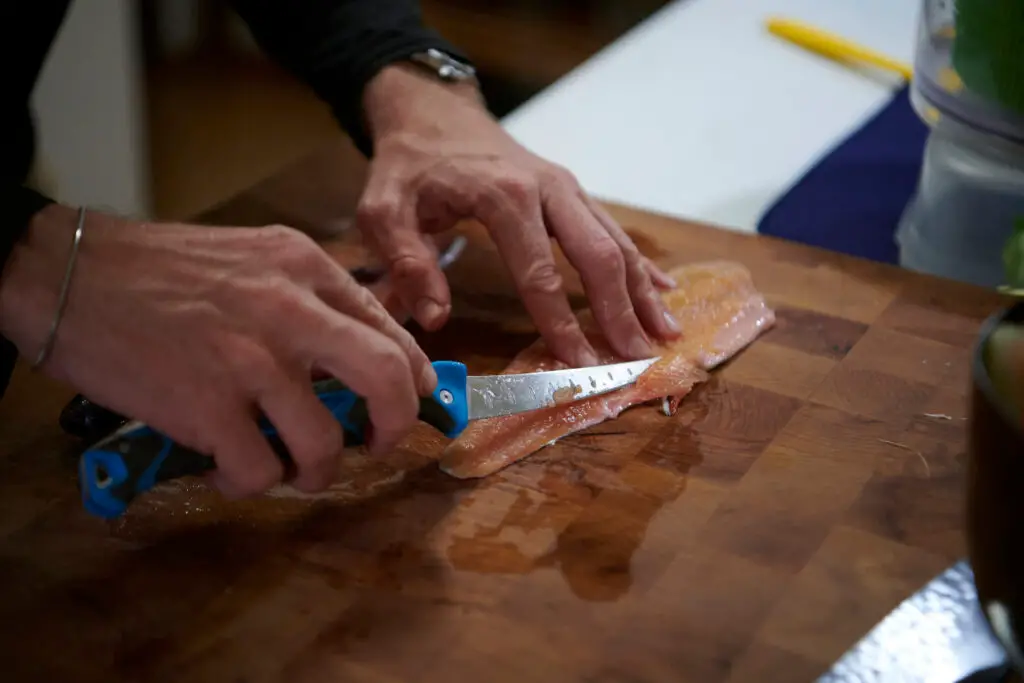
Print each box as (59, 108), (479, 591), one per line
(356, 179), (451, 331)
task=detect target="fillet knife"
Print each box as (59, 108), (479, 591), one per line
(78, 357), (659, 520)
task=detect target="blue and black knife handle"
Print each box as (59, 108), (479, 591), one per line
(77, 361), (470, 520)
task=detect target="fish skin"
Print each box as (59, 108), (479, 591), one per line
(439, 260), (776, 479)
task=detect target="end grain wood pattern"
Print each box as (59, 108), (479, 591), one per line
(0, 147), (1012, 682)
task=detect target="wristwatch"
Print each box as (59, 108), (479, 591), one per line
(407, 48), (478, 85)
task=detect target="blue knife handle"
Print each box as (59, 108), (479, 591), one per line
(78, 360), (469, 519)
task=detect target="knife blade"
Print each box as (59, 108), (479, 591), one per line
(77, 357), (659, 519)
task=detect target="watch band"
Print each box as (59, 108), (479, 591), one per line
(407, 48), (478, 84)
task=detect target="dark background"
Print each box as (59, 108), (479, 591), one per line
(134, 0), (673, 220)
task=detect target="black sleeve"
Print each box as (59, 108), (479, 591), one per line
(230, 0), (472, 158)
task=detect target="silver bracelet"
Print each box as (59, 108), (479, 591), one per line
(33, 206), (86, 369)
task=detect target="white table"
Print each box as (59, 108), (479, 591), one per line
(501, 0), (923, 234)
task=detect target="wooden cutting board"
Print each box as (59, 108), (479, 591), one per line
(0, 150), (1012, 682)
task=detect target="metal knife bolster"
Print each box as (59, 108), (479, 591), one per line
(465, 357), (659, 420)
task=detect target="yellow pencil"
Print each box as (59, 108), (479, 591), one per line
(766, 16), (914, 81)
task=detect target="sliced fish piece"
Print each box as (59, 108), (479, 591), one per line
(439, 260), (776, 479)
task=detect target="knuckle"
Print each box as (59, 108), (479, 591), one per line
(352, 288), (393, 327)
(608, 300), (640, 328)
(617, 233), (642, 259)
(549, 314), (585, 343)
(261, 223), (299, 242)
(520, 261), (564, 296)
(264, 285), (313, 323)
(590, 238), (626, 275)
(263, 224), (332, 275)
(356, 197), (401, 228)
(221, 338), (278, 385)
(496, 173), (538, 206)
(265, 223), (313, 252)
(288, 249), (332, 279)
(545, 164), (581, 192)
(390, 253), (434, 283)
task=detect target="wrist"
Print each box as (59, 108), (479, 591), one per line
(0, 203), (85, 359)
(363, 63), (488, 145)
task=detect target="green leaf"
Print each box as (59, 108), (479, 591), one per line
(953, 0), (1024, 114)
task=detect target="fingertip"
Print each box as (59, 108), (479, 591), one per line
(551, 324), (600, 368)
(292, 464), (338, 494)
(210, 452), (283, 500)
(558, 333), (599, 367)
(414, 299), (449, 331)
(633, 299), (680, 346)
(578, 348), (600, 367)
(652, 271), (677, 290)
(659, 309), (682, 338)
(207, 470), (253, 501)
(631, 267), (680, 342)
(645, 260), (677, 290)
(367, 431), (400, 458)
(419, 361), (439, 396)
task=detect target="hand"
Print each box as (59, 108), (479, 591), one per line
(357, 65), (681, 367)
(0, 204), (436, 497)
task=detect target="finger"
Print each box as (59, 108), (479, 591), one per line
(643, 256), (678, 290)
(368, 275), (411, 324)
(586, 197), (682, 342)
(356, 174), (451, 331)
(255, 369), (345, 493)
(542, 188), (655, 360)
(311, 263), (437, 396)
(367, 233), (442, 325)
(294, 301), (421, 457)
(479, 179), (599, 367)
(205, 407), (286, 500)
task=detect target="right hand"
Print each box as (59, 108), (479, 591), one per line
(0, 204), (436, 497)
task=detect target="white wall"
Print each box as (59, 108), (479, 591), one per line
(31, 0), (150, 217)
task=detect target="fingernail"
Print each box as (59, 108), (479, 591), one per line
(579, 349), (600, 367)
(629, 336), (654, 359)
(663, 310), (681, 333)
(416, 298), (445, 326)
(421, 362), (438, 393)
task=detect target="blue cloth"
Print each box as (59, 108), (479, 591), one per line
(756, 85), (929, 264)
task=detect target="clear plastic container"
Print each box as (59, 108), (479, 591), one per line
(911, 0), (1024, 145)
(896, 115), (1024, 288)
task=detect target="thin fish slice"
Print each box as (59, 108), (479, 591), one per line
(439, 260), (776, 479)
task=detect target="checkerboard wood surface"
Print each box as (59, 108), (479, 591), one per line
(0, 153), (1011, 682)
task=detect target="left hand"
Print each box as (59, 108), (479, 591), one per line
(355, 65), (681, 368)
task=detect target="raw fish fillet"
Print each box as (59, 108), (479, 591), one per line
(439, 260), (776, 479)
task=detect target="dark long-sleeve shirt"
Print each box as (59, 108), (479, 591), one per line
(0, 0), (468, 398)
